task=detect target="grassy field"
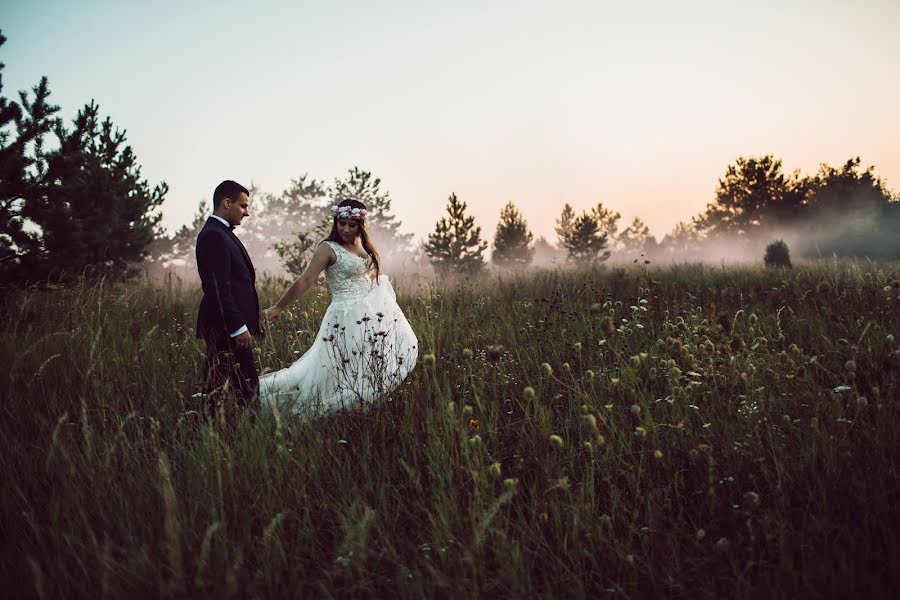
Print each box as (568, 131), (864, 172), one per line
(2, 262), (899, 598)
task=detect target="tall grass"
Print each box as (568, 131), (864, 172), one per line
(2, 262), (899, 597)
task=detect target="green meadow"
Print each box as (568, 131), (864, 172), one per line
(2, 262), (899, 598)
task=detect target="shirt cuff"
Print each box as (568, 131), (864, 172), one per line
(230, 325), (249, 337)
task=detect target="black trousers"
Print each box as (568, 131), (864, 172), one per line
(201, 335), (259, 418)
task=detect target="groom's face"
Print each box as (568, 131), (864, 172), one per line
(222, 192), (251, 227)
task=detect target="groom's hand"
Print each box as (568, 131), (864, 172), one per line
(234, 330), (253, 350)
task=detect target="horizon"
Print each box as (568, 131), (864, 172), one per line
(3, 0), (899, 245)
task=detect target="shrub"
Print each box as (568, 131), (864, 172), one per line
(764, 240), (792, 268)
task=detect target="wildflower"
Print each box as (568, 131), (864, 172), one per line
(462, 405), (474, 416)
(488, 462), (502, 478)
(581, 414), (598, 434)
(885, 286), (893, 293)
(696, 529), (706, 541)
(562, 362), (571, 372)
(468, 418), (480, 431)
(625, 554), (635, 565)
(503, 478), (518, 488)
(541, 362), (553, 377)
(653, 449), (663, 460)
(610, 377), (621, 386)
(782, 414), (791, 426)
(523, 386), (536, 400)
(585, 369), (595, 382)
(630, 355), (641, 368)
(468, 435), (482, 447)
(634, 426), (647, 438)
(604, 404), (613, 411)
(743, 491), (761, 510)
(462, 348), (474, 360)
(582, 441), (593, 452)
(749, 313), (758, 325)
(573, 342), (582, 352)
(595, 434), (606, 446)
(630, 404), (641, 417)
(887, 334), (895, 344)
(549, 434), (564, 449)
(485, 345), (505, 364)
(715, 537), (730, 553)
(423, 353), (436, 367)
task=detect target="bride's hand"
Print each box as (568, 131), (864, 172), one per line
(262, 306), (283, 321)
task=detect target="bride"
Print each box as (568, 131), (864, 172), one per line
(258, 199), (418, 417)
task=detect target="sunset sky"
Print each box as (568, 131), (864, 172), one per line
(4, 0), (899, 245)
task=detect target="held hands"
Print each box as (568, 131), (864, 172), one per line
(261, 306), (284, 322)
(234, 330), (253, 350)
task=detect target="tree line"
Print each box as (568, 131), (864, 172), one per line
(3, 31), (898, 285)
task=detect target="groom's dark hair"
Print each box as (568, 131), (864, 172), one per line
(212, 180), (249, 210)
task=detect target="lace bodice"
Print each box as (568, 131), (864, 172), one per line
(323, 241), (375, 303)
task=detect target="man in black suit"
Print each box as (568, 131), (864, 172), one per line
(196, 180), (262, 417)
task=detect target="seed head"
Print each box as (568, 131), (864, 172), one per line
(887, 334), (895, 344)
(462, 405), (473, 416)
(582, 441), (593, 452)
(541, 362), (553, 377)
(585, 369), (595, 382)
(581, 414), (598, 434)
(573, 342), (582, 352)
(523, 386), (536, 400)
(503, 478), (518, 488)
(857, 396), (868, 408)
(549, 434), (564, 449)
(562, 362), (571, 372)
(743, 490), (761, 510)
(782, 414), (791, 426)
(653, 449), (663, 460)
(715, 537), (730, 553)
(844, 359), (856, 373)
(462, 348), (474, 360)
(423, 353), (436, 367)
(630, 404), (641, 417)
(600, 316), (616, 338)
(485, 344), (505, 364)
(634, 426), (647, 439)
(599, 514), (612, 528)
(489, 462), (502, 478)
(595, 433), (606, 446)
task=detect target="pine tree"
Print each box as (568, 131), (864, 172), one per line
(424, 193), (487, 275)
(555, 203), (613, 262)
(554, 203), (576, 247)
(618, 217), (657, 256)
(0, 31), (61, 281)
(24, 101), (167, 279)
(492, 201), (534, 267)
(328, 167), (413, 250)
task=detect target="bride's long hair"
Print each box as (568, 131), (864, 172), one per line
(324, 198), (381, 279)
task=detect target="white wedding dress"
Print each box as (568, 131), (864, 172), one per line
(259, 241), (418, 417)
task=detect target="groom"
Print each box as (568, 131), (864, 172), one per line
(195, 180), (262, 417)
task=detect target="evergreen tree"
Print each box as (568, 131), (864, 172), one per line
(554, 203), (576, 247)
(327, 167), (413, 250)
(424, 193), (487, 275)
(0, 32), (61, 281)
(618, 217), (657, 256)
(24, 101), (167, 278)
(694, 155), (806, 237)
(556, 203), (614, 262)
(590, 202), (622, 241)
(492, 201), (534, 267)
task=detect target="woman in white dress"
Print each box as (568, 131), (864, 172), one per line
(258, 199), (418, 417)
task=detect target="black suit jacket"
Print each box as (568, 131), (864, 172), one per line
(195, 217), (261, 340)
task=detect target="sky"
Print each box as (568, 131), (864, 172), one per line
(3, 0), (900, 245)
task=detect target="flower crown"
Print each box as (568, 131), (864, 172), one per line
(331, 204), (368, 220)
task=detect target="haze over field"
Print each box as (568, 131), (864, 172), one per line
(3, 0), (899, 244)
